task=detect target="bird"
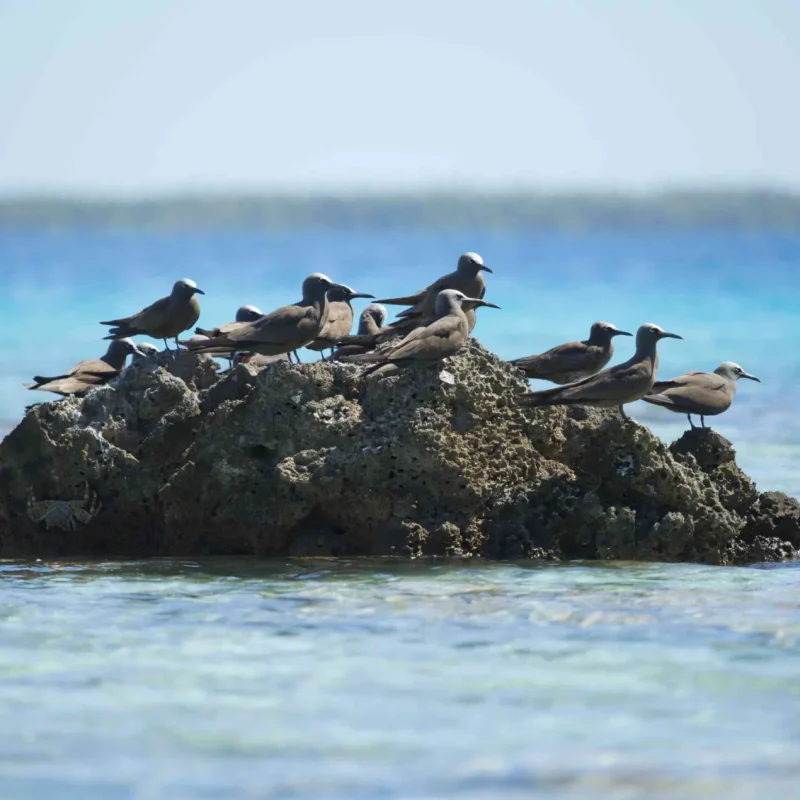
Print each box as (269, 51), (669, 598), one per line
(333, 303), (389, 359)
(340, 289), (500, 377)
(186, 273), (355, 360)
(376, 252), (491, 335)
(195, 304), (264, 341)
(642, 361), (760, 429)
(100, 278), (204, 350)
(517, 323), (682, 421)
(24, 338), (143, 398)
(357, 303), (388, 336)
(131, 342), (159, 362)
(191, 304), (266, 364)
(305, 285), (375, 360)
(334, 297), (491, 358)
(510, 322), (632, 384)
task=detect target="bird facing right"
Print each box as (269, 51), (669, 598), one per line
(510, 321), (632, 384)
(517, 323), (682, 422)
(642, 361), (760, 429)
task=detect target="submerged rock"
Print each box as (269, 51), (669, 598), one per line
(0, 341), (796, 565)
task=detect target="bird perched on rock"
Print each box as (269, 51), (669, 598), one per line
(340, 289), (500, 377)
(333, 303), (389, 359)
(131, 342), (159, 362)
(195, 304), (264, 341)
(357, 303), (388, 336)
(306, 285), (375, 360)
(376, 252), (491, 335)
(334, 297), (491, 358)
(517, 323), (682, 421)
(191, 304), (265, 364)
(510, 321), (632, 384)
(186, 273), (357, 361)
(24, 338), (143, 398)
(100, 278), (204, 350)
(642, 361), (760, 429)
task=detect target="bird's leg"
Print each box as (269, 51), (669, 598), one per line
(294, 351), (302, 364)
(163, 338), (170, 352)
(701, 416), (707, 429)
(619, 404), (631, 422)
(688, 414), (696, 429)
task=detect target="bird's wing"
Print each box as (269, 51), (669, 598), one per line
(645, 373), (729, 413)
(382, 316), (463, 362)
(100, 295), (171, 329)
(377, 272), (452, 313)
(28, 375), (101, 395)
(512, 342), (589, 374)
(194, 304), (314, 349)
(375, 289), (427, 307)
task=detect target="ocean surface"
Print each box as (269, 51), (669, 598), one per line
(1, 558), (799, 799)
(1, 227), (798, 495)
(1, 228), (800, 797)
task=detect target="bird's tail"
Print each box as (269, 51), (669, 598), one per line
(30, 374), (70, 386)
(375, 294), (421, 307)
(516, 386), (568, 407)
(102, 324), (140, 340)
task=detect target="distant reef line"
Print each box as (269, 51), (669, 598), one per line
(2, 188), (800, 231)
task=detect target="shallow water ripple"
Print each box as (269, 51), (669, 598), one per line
(0, 558), (799, 798)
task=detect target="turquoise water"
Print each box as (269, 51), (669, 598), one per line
(1, 558), (799, 799)
(2, 228), (798, 494)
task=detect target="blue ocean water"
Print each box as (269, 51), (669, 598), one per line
(1, 558), (799, 799)
(1, 227), (799, 495)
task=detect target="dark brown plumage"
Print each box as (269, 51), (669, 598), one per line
(101, 278), (204, 349)
(510, 322), (632, 384)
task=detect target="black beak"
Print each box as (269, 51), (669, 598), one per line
(194, 288), (205, 295)
(659, 332), (682, 340)
(479, 265), (493, 273)
(349, 293), (376, 300)
(614, 329), (633, 337)
(741, 372), (761, 383)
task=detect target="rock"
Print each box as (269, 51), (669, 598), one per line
(0, 340), (796, 565)
(742, 492), (800, 548)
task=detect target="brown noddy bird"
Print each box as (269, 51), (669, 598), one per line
(190, 304), (265, 364)
(510, 321), (632, 384)
(376, 251), (491, 333)
(642, 361), (760, 429)
(24, 338), (143, 397)
(517, 323), (682, 421)
(306, 285), (375, 360)
(100, 278), (205, 350)
(340, 289), (500, 377)
(131, 342), (159, 362)
(186, 273), (356, 359)
(333, 303), (388, 359)
(334, 297), (488, 358)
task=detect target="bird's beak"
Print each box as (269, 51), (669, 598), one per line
(659, 331), (683, 340)
(479, 265), (493, 273)
(349, 292), (376, 300)
(468, 298), (500, 309)
(614, 329), (633, 337)
(194, 288), (205, 295)
(740, 371), (761, 383)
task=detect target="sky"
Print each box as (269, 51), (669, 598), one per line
(1, 0), (800, 193)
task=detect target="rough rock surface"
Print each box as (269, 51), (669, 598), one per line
(0, 342), (797, 564)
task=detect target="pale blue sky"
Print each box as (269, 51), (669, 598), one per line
(1, 0), (799, 192)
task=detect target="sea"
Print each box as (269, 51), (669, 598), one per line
(1, 227), (799, 798)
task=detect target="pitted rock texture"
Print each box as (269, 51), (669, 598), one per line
(0, 340), (796, 565)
